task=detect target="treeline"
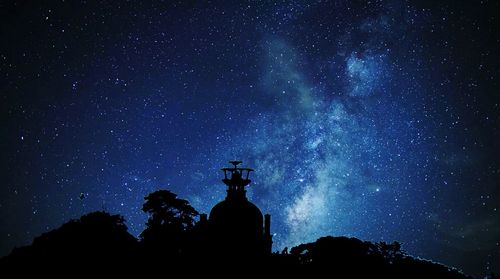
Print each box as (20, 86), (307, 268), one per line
(0, 190), (483, 278)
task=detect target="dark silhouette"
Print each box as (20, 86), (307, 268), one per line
(279, 236), (470, 278)
(0, 161), (475, 278)
(1, 211), (138, 271)
(140, 190), (198, 262)
(207, 161), (272, 260)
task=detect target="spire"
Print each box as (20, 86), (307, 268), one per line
(220, 160), (254, 200)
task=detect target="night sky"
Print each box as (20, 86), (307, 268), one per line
(1, 0), (499, 276)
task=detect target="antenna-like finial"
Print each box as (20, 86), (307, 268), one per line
(220, 161), (254, 198)
(229, 160), (242, 168)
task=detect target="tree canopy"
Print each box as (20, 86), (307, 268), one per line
(141, 189), (199, 232)
(140, 190), (199, 258)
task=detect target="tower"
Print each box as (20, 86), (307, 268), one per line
(208, 161), (272, 256)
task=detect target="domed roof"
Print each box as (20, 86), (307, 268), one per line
(209, 198), (263, 237)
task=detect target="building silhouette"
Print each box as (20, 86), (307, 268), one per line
(202, 161), (272, 256)
(0, 161), (475, 278)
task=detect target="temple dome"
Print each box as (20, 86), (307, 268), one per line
(209, 197), (263, 237)
(205, 161), (272, 256)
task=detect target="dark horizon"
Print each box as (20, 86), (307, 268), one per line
(1, 1), (499, 277)
(0, 187), (476, 279)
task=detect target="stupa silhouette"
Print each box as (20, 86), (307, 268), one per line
(201, 161), (272, 256)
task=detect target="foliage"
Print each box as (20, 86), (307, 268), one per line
(141, 190), (198, 235)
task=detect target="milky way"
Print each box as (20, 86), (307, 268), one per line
(1, 1), (499, 277)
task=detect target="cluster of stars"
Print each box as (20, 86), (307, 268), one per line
(1, 1), (499, 277)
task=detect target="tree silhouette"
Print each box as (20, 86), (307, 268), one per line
(1, 211), (137, 269)
(140, 190), (198, 257)
(0, 190), (476, 278)
(285, 236), (470, 278)
(377, 241), (404, 263)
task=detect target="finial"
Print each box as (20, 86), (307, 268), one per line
(229, 160), (242, 168)
(220, 161), (254, 191)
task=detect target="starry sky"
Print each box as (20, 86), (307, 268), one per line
(1, 0), (499, 276)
